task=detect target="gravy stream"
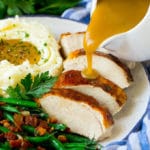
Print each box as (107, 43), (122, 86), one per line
(82, 0), (149, 79)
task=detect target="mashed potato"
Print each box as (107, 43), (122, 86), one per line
(0, 17), (62, 96)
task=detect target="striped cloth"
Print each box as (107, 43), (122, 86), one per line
(61, 1), (150, 150)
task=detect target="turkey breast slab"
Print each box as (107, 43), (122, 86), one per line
(39, 88), (114, 140)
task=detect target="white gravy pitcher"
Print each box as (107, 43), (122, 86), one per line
(92, 0), (150, 62)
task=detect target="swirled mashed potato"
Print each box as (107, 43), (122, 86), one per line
(0, 17), (62, 96)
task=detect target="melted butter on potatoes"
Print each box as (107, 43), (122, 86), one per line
(0, 17), (62, 96)
(0, 39), (40, 65)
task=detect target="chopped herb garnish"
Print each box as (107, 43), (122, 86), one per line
(44, 42), (47, 46)
(25, 32), (30, 38)
(44, 59), (48, 63)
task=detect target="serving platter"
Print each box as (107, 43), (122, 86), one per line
(21, 16), (150, 146)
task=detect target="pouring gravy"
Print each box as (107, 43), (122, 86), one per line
(82, 0), (149, 79)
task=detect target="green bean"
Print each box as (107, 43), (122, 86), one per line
(62, 134), (100, 150)
(21, 107), (48, 119)
(63, 142), (87, 148)
(22, 125), (36, 135)
(0, 125), (10, 133)
(0, 142), (11, 150)
(64, 142), (102, 150)
(65, 148), (85, 150)
(0, 97), (38, 108)
(0, 1), (5, 19)
(0, 105), (20, 113)
(64, 143), (87, 150)
(62, 133), (91, 143)
(26, 108), (49, 119)
(25, 134), (51, 143)
(0, 148), (7, 150)
(3, 112), (14, 123)
(49, 123), (67, 131)
(28, 148), (37, 150)
(38, 112), (49, 119)
(21, 107), (40, 112)
(48, 136), (65, 150)
(20, 107), (49, 120)
(27, 148), (37, 150)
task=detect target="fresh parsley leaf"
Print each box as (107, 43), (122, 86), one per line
(0, 1), (6, 18)
(26, 72), (58, 98)
(7, 1), (22, 16)
(0, 0), (81, 18)
(32, 71), (50, 88)
(6, 71), (58, 99)
(1, 0), (35, 17)
(21, 73), (32, 92)
(7, 84), (22, 99)
(37, 0), (81, 15)
(17, 0), (35, 14)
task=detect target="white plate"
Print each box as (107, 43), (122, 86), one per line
(22, 16), (150, 146)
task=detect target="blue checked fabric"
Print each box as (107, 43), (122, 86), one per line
(61, 1), (150, 150)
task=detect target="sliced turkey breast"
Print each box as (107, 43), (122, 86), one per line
(55, 70), (127, 115)
(39, 88), (114, 141)
(63, 49), (133, 88)
(59, 32), (85, 58)
(59, 32), (136, 69)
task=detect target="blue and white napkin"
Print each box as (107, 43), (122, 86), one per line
(61, 1), (150, 150)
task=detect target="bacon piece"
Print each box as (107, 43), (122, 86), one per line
(38, 120), (49, 130)
(0, 133), (5, 142)
(0, 111), (3, 120)
(9, 139), (22, 148)
(24, 115), (38, 127)
(4, 132), (17, 140)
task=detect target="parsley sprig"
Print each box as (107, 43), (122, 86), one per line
(6, 71), (58, 100)
(0, 0), (81, 19)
